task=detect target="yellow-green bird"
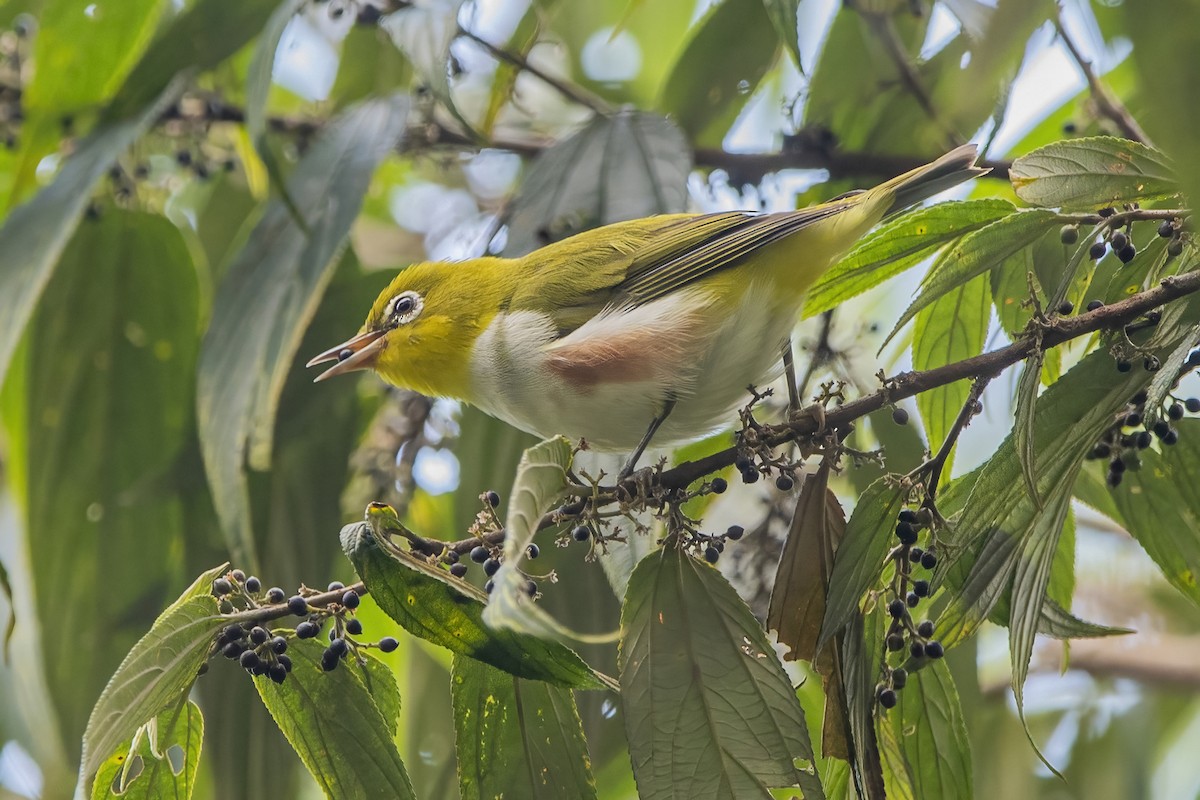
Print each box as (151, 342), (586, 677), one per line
(309, 144), (985, 469)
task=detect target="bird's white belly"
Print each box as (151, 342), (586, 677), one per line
(467, 286), (795, 452)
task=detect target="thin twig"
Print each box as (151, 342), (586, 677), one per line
(796, 310), (837, 403)
(922, 376), (992, 500)
(458, 29), (614, 115)
(1053, 11), (1152, 145)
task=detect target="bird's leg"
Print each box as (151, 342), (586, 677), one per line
(781, 342), (801, 414)
(619, 397), (677, 480)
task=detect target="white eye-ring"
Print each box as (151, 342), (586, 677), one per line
(388, 291), (423, 324)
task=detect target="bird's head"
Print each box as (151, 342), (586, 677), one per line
(307, 261), (491, 398)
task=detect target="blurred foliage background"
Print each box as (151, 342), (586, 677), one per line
(0, 0), (1199, 798)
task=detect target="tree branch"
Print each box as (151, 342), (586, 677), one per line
(1054, 11), (1152, 146)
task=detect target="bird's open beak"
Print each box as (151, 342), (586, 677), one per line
(306, 329), (387, 382)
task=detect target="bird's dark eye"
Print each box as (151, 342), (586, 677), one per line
(395, 297), (414, 315)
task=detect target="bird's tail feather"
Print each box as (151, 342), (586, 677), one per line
(878, 144), (990, 218)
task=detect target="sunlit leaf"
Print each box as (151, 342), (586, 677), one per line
(884, 210), (1060, 346)
(451, 655), (597, 800)
(503, 111), (690, 257)
(762, 0), (802, 69)
(658, 0), (780, 146)
(619, 547), (819, 800)
(912, 274), (990, 473)
(343, 509), (608, 689)
(1009, 137), (1179, 209)
(196, 95), (408, 566)
(91, 698), (203, 800)
(805, 199), (1014, 317)
(77, 566), (227, 791)
(254, 640), (415, 799)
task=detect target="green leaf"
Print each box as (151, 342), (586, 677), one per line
(196, 95), (408, 567)
(484, 438), (592, 641)
(1009, 137), (1180, 209)
(658, 0), (780, 146)
(77, 566), (228, 791)
(912, 274), (989, 472)
(1012, 352), (1044, 504)
(1143, 325), (1200, 428)
(1008, 488), (1071, 709)
(839, 608), (885, 800)
(503, 111), (691, 257)
(884, 210), (1061, 347)
(890, 662), (972, 800)
(91, 698), (203, 800)
(245, 0), (306, 145)
(761, 0), (802, 69)
(343, 509), (608, 689)
(451, 655), (597, 800)
(0, 80), (183, 388)
(619, 547), (818, 800)
(0, 211), (199, 761)
(25, 0), (166, 116)
(805, 199), (1015, 317)
(379, 0), (475, 133)
(106, 0), (280, 119)
(253, 640), (415, 799)
(1108, 419), (1200, 606)
(819, 479), (909, 649)
(1126, 1), (1200, 209)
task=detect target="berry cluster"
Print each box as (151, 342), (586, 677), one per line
(1086, 383), (1200, 487)
(440, 490), (542, 597)
(1064, 209), (1189, 265)
(878, 508), (943, 709)
(209, 571), (398, 682)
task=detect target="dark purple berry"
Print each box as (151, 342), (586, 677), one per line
(1111, 231), (1129, 250)
(526, 543), (540, 559)
(268, 663), (287, 684)
(250, 627), (268, 645)
(267, 587), (286, 603)
(328, 581), (345, 592)
(1160, 220), (1176, 238)
(342, 590), (360, 609)
(287, 596), (308, 616)
(212, 578), (232, 596)
(278, 654), (293, 672)
(321, 650), (340, 672)
(1169, 403), (1184, 420)
(888, 599), (905, 618)
(483, 558), (501, 577)
(449, 562), (468, 578)
(1116, 359), (1132, 373)
(892, 668), (908, 689)
(245, 576), (261, 593)
(1098, 206), (1116, 217)
(485, 490), (501, 508)
(878, 688), (897, 709)
(328, 637), (348, 657)
(379, 637), (399, 653)
(572, 526), (590, 542)
(920, 551), (937, 570)
(470, 545), (489, 563)
(775, 474), (794, 491)
(907, 592), (920, 607)
(886, 633), (904, 652)
(710, 477), (728, 493)
(705, 546), (720, 564)
(1187, 398), (1200, 413)
(910, 641), (926, 658)
(1089, 241), (1107, 259)
(484, 579), (495, 594)
(912, 580), (930, 598)
(917, 620), (934, 638)
(925, 641), (945, 659)
(1060, 225), (1078, 244)
(1163, 428), (1179, 445)
(295, 621), (319, 639)
(909, 546), (924, 562)
(271, 636), (288, 653)
(239, 650), (260, 671)
(1086, 300), (1103, 311)
(895, 522), (918, 545)
(1057, 300), (1074, 315)
(726, 525), (744, 540)
(345, 619), (363, 636)
(892, 407), (909, 425)
(1118, 244), (1137, 263)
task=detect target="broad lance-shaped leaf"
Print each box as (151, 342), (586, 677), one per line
(1108, 419), (1200, 607)
(77, 565), (228, 792)
(1009, 136), (1179, 209)
(253, 640), (415, 799)
(888, 662), (972, 800)
(819, 479), (909, 649)
(932, 344), (1180, 648)
(658, 0), (779, 146)
(503, 111), (690, 257)
(912, 273), (990, 476)
(762, 0), (803, 69)
(1, 211), (199, 762)
(838, 609), (885, 800)
(197, 95), (408, 567)
(883, 209), (1061, 347)
(91, 698), (203, 800)
(619, 547), (821, 800)
(805, 199), (1015, 317)
(451, 655), (597, 800)
(0, 79), (183, 388)
(343, 506), (609, 689)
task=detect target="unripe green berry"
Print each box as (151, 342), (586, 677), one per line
(1060, 225), (1078, 244)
